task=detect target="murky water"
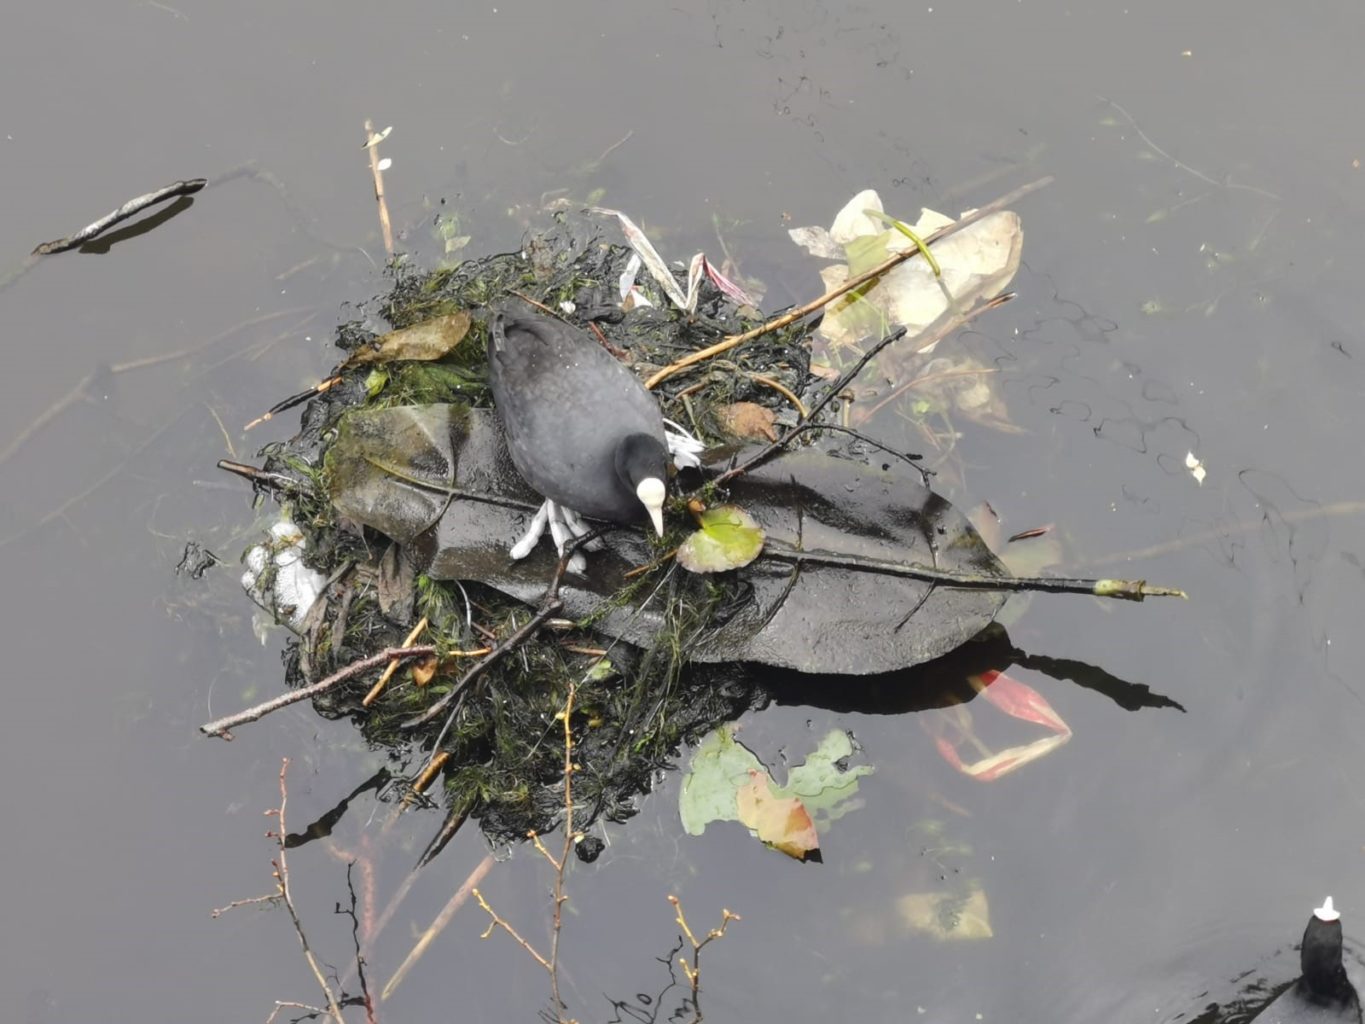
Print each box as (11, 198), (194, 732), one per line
(3, 2), (1364, 1021)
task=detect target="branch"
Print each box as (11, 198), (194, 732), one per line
(200, 645), (437, 738)
(32, 178), (207, 255)
(759, 542), (1187, 600)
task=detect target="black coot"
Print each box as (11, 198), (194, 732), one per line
(1255, 898), (1362, 1023)
(487, 311), (668, 561)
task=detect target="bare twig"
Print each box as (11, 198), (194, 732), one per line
(759, 542), (1187, 600)
(644, 176), (1053, 388)
(709, 292), (1016, 489)
(399, 602), (562, 730)
(380, 852), (496, 1002)
(272, 759), (347, 1024)
(200, 645), (437, 738)
(32, 178), (207, 255)
(472, 680), (582, 1023)
(362, 616), (429, 706)
(363, 121), (395, 255)
(668, 895), (740, 1017)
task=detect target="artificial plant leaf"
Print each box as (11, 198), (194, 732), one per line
(676, 505), (765, 573)
(793, 190), (1023, 354)
(341, 311), (471, 369)
(735, 770), (820, 860)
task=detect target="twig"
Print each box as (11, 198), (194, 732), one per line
(668, 895), (740, 1015)
(380, 852), (495, 1001)
(473, 888), (552, 971)
(200, 645), (437, 738)
(545, 678), (579, 1017)
(362, 616), (429, 706)
(472, 680), (581, 1022)
(215, 460), (310, 495)
(410, 751), (450, 795)
(644, 176), (1053, 388)
(399, 601), (563, 730)
(1102, 97), (1279, 201)
(743, 372), (808, 417)
(759, 542), (1187, 600)
(31, 178), (207, 255)
(339, 863), (377, 1024)
(711, 324), (905, 486)
(272, 759), (348, 1024)
(363, 121), (394, 255)
(710, 293), (1014, 489)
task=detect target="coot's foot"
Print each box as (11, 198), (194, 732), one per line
(509, 499), (601, 575)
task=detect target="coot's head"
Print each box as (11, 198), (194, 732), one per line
(1299, 897), (1357, 1008)
(615, 433), (668, 535)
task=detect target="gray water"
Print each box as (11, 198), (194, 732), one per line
(3, 2), (1364, 1021)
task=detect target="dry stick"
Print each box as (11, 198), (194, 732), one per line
(362, 616), (429, 706)
(200, 645), (437, 738)
(759, 543), (1187, 600)
(471, 680), (580, 1021)
(540, 678), (579, 1019)
(379, 852), (496, 1002)
(644, 175), (1054, 389)
(364, 121), (394, 256)
(31, 178), (207, 255)
(273, 759), (348, 1024)
(744, 372), (808, 417)
(216, 459), (310, 495)
(399, 601), (563, 730)
(668, 895), (740, 1004)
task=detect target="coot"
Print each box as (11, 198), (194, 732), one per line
(487, 311), (669, 567)
(1255, 898), (1362, 1023)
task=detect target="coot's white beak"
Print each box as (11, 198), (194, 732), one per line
(636, 477), (666, 536)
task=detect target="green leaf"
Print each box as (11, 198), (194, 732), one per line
(676, 505), (765, 573)
(782, 730), (875, 824)
(678, 726), (874, 845)
(678, 726), (764, 835)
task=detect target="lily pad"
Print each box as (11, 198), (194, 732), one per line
(679, 725), (872, 860)
(676, 505), (765, 573)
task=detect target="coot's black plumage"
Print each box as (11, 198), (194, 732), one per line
(1255, 898), (1362, 1024)
(487, 311), (668, 547)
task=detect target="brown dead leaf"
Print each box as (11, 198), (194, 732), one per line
(716, 402), (778, 442)
(342, 311), (471, 369)
(411, 654), (438, 687)
(735, 770), (819, 860)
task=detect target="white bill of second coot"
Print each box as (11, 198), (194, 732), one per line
(1254, 897), (1362, 1023)
(487, 310), (673, 571)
